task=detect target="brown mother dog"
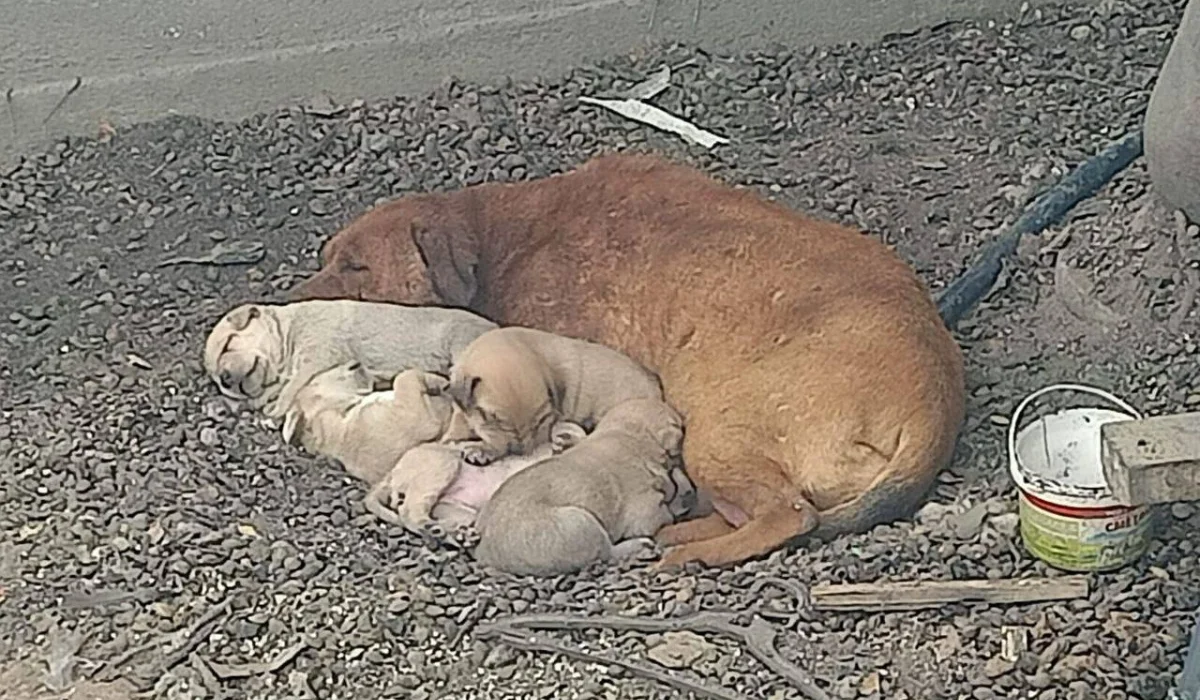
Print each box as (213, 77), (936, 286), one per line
(291, 153), (965, 569)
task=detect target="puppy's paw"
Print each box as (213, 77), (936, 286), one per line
(611, 537), (659, 562)
(421, 520), (448, 541)
(550, 422), (587, 453)
(363, 485), (404, 526)
(461, 443), (501, 466)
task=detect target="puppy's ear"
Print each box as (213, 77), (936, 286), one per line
(440, 405), (476, 443)
(347, 362), (374, 386)
(417, 372), (450, 397)
(226, 305), (261, 331)
(281, 408), (304, 446)
(654, 409), (686, 457)
(447, 375), (481, 410)
(410, 217), (479, 307)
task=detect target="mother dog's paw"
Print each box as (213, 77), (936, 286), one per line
(651, 543), (716, 572)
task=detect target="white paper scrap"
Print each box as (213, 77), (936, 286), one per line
(622, 66), (672, 101)
(577, 96), (730, 149)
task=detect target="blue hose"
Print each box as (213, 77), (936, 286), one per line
(935, 129), (1145, 329)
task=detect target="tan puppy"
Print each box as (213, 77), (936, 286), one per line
(281, 364), (454, 485)
(474, 398), (695, 576)
(202, 299), (495, 421)
(363, 421), (588, 536)
(443, 326), (664, 466)
(289, 153), (966, 569)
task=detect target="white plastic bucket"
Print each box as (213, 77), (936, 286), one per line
(1008, 383), (1153, 572)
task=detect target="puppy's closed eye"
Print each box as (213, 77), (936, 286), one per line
(339, 258), (368, 273)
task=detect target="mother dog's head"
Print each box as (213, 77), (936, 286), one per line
(203, 304), (286, 402)
(289, 194), (482, 309)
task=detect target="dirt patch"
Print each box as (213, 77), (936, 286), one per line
(0, 661), (137, 700)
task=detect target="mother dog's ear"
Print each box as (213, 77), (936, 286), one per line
(410, 218), (479, 307)
(226, 305), (261, 331)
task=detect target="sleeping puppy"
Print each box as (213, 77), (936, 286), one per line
(363, 420), (588, 536)
(474, 398), (696, 576)
(442, 326), (664, 465)
(281, 364), (454, 485)
(202, 299), (496, 421)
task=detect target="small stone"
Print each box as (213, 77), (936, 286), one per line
(1028, 671), (1053, 689)
(646, 631), (714, 669)
(984, 656), (1016, 679)
(1069, 25), (1092, 41)
(989, 513), (1020, 537)
(367, 134), (393, 153)
(950, 502), (988, 540)
(1172, 503), (1195, 520)
(859, 671), (881, 696)
(484, 645), (515, 668)
(199, 427), (219, 446)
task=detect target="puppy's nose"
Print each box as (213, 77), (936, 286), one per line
(218, 370), (235, 387)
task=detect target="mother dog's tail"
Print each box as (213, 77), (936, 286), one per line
(807, 429), (954, 542)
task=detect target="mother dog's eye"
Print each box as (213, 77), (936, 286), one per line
(339, 258), (368, 273)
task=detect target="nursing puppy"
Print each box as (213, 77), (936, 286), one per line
(289, 153), (966, 569)
(202, 299), (495, 420)
(281, 364), (454, 485)
(474, 398), (695, 576)
(442, 326), (665, 465)
(363, 421), (588, 536)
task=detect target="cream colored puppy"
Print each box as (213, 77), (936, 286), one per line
(474, 398), (697, 576)
(443, 326), (664, 465)
(363, 421), (588, 536)
(281, 363), (454, 485)
(202, 299), (496, 420)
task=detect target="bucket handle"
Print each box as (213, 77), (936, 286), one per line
(1007, 383), (1142, 469)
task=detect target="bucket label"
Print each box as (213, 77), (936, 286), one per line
(1018, 494), (1153, 572)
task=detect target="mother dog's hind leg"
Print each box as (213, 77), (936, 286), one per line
(654, 455), (818, 569)
(655, 513), (734, 546)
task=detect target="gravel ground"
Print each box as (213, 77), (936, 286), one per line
(2, 1), (1199, 698)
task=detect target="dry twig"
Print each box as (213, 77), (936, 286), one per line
(43, 77), (82, 125)
(476, 610), (830, 700)
(126, 598), (233, 690)
(206, 640), (308, 679)
(477, 617), (748, 700)
(1027, 68), (1112, 88)
(5, 86), (15, 138)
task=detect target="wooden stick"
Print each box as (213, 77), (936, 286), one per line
(809, 576), (1089, 612)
